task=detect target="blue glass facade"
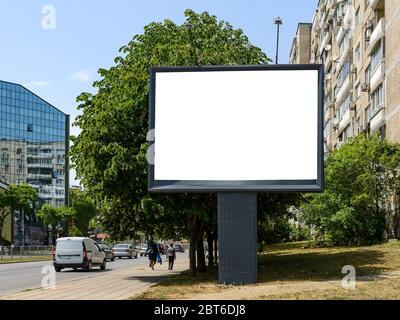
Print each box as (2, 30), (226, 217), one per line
(0, 80), (69, 245)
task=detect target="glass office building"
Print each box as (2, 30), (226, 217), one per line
(0, 80), (69, 245)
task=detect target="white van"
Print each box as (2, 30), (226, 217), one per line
(53, 237), (107, 272)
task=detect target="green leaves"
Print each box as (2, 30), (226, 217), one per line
(6, 184), (37, 212)
(69, 10), (270, 240)
(36, 204), (75, 227)
(301, 133), (400, 245)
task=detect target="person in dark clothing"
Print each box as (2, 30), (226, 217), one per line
(167, 243), (176, 271)
(147, 239), (159, 270)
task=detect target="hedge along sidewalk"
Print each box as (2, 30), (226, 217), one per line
(0, 256), (52, 264)
(0, 256), (188, 300)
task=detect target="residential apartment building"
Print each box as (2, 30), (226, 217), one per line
(290, 23), (313, 64)
(290, 0), (400, 157)
(0, 80), (69, 245)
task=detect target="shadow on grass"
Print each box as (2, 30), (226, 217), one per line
(132, 245), (390, 291)
(258, 249), (387, 283)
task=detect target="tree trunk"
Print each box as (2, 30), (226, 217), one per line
(196, 230), (206, 273)
(206, 228), (214, 267)
(187, 215), (198, 277)
(214, 238), (218, 266)
(189, 233), (197, 277)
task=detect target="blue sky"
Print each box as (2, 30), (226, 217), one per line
(0, 0), (317, 185)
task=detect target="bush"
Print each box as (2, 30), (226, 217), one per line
(301, 133), (400, 246)
(258, 217), (311, 245)
(289, 224), (311, 242)
(68, 224), (83, 237)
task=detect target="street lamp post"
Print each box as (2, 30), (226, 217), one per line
(274, 17), (283, 65)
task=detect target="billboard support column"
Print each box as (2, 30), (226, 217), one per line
(218, 192), (257, 284)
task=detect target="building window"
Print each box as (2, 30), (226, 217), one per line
(371, 84), (384, 116)
(27, 124), (34, 132)
(338, 94), (351, 120)
(337, 61), (350, 90)
(355, 7), (360, 27)
(365, 64), (371, 82)
(371, 40), (384, 73)
(355, 44), (361, 64)
(339, 30), (350, 56)
(355, 83), (361, 99)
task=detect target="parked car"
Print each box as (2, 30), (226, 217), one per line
(99, 244), (115, 261)
(173, 243), (185, 253)
(139, 243), (148, 257)
(112, 244), (138, 259)
(53, 237), (107, 272)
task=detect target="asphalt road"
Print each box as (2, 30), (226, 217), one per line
(0, 255), (159, 296)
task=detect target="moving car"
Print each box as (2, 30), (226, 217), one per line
(112, 244), (138, 259)
(53, 237), (107, 272)
(99, 244), (115, 261)
(173, 243), (185, 253)
(139, 243), (148, 257)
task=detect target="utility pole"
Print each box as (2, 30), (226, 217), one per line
(274, 17), (283, 64)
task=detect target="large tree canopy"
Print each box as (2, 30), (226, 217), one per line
(70, 9), (270, 241)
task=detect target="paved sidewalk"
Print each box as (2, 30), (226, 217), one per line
(0, 257), (188, 300)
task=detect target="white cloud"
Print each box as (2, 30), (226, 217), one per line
(24, 80), (52, 88)
(70, 70), (90, 82)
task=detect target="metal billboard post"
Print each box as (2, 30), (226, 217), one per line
(218, 192), (257, 284)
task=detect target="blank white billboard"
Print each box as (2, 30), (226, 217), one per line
(149, 66), (323, 192)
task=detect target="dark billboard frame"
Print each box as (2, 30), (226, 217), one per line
(148, 64), (324, 193)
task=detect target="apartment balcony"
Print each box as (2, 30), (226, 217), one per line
(343, 6), (353, 29)
(336, 43), (351, 73)
(369, 18), (385, 52)
(336, 26), (344, 45)
(27, 154), (54, 159)
(324, 133), (333, 148)
(370, 108), (385, 132)
(338, 109), (351, 134)
(327, 0), (336, 14)
(324, 108), (332, 124)
(324, 54), (332, 72)
(319, 12), (327, 29)
(370, 60), (385, 93)
(336, 76), (351, 106)
(324, 119), (332, 138)
(27, 173), (52, 180)
(27, 163), (53, 169)
(319, 32), (332, 55)
(371, 0), (385, 10)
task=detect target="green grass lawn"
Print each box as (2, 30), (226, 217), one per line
(133, 241), (400, 300)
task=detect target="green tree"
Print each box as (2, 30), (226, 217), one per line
(301, 133), (400, 245)
(70, 10), (269, 276)
(0, 185), (37, 245)
(257, 193), (305, 246)
(69, 189), (98, 236)
(36, 204), (76, 243)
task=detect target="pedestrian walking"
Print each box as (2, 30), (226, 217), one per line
(167, 243), (176, 271)
(147, 239), (159, 270)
